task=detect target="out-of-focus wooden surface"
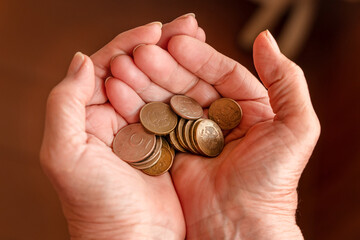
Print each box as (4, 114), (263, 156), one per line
(0, 0), (359, 239)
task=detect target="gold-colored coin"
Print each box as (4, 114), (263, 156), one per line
(113, 123), (156, 163)
(140, 102), (178, 135)
(161, 137), (170, 150)
(193, 119), (224, 157)
(208, 98), (242, 130)
(122, 97), (243, 175)
(170, 95), (203, 120)
(131, 149), (161, 170)
(183, 119), (199, 154)
(142, 145), (174, 176)
(130, 136), (162, 169)
(161, 137), (175, 159)
(190, 119), (205, 155)
(168, 130), (187, 153)
(176, 118), (190, 151)
(169, 146), (175, 159)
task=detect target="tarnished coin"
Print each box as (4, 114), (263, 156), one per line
(140, 102), (178, 135)
(194, 119), (224, 157)
(130, 136), (162, 169)
(170, 95), (203, 120)
(183, 119), (199, 154)
(113, 123), (156, 163)
(142, 145), (174, 176)
(176, 118), (190, 151)
(208, 98), (242, 130)
(168, 130), (187, 153)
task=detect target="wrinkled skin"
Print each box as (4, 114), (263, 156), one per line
(40, 14), (320, 240)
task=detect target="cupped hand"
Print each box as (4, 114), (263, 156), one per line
(40, 14), (204, 240)
(112, 31), (320, 239)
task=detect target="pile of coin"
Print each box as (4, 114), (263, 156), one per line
(112, 123), (174, 175)
(112, 95), (242, 176)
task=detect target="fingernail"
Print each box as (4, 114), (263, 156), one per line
(104, 76), (112, 85)
(146, 21), (163, 28)
(69, 52), (85, 75)
(110, 53), (126, 65)
(132, 43), (146, 55)
(178, 13), (196, 19)
(265, 30), (280, 53)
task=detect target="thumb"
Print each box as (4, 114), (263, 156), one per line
(253, 30), (320, 141)
(41, 52), (95, 164)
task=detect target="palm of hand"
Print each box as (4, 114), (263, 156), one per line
(40, 18), (205, 239)
(81, 95), (276, 236)
(162, 34), (319, 238)
(171, 99), (298, 230)
(81, 92), (298, 237)
(68, 104), (185, 237)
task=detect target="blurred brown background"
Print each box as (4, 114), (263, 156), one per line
(1, 0), (359, 239)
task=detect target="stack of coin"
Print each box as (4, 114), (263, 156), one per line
(112, 123), (175, 175)
(112, 95), (242, 176)
(168, 117), (224, 157)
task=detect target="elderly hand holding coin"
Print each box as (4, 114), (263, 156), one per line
(40, 13), (320, 240)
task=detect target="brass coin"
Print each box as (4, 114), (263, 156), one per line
(183, 119), (199, 154)
(170, 95), (203, 120)
(142, 145), (174, 176)
(169, 146), (175, 159)
(190, 119), (205, 155)
(161, 137), (170, 150)
(208, 98), (242, 130)
(176, 118), (190, 151)
(140, 102), (178, 135)
(168, 130), (187, 153)
(113, 123), (156, 163)
(131, 149), (161, 170)
(193, 119), (224, 157)
(161, 137), (175, 159)
(130, 136), (162, 169)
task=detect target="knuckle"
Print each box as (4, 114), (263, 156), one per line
(39, 142), (55, 173)
(288, 61), (305, 79)
(113, 32), (125, 42)
(46, 86), (61, 108)
(312, 113), (321, 139)
(299, 109), (321, 144)
(46, 87), (65, 110)
(275, 57), (305, 82)
(39, 145), (48, 166)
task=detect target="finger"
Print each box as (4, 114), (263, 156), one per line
(86, 103), (127, 146)
(167, 35), (268, 101)
(184, 79), (220, 107)
(109, 14), (205, 105)
(253, 30), (320, 139)
(41, 52), (94, 162)
(105, 76), (145, 123)
(157, 13), (201, 49)
(133, 44), (197, 93)
(89, 22), (163, 105)
(110, 54), (173, 102)
(133, 44), (220, 106)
